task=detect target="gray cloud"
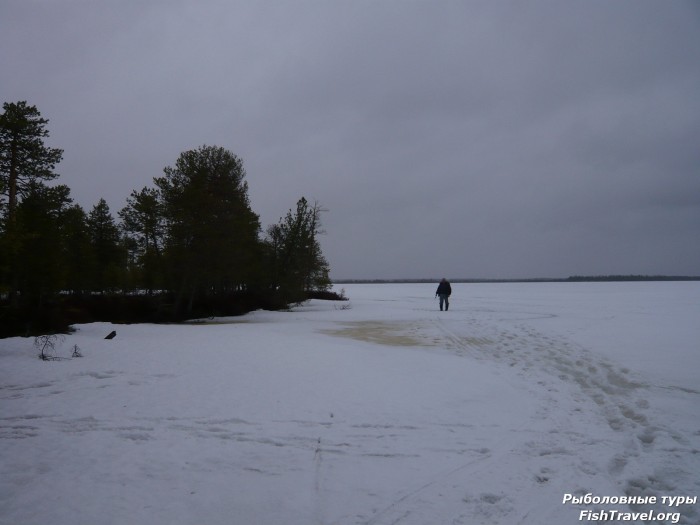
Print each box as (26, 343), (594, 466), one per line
(2, 0), (698, 279)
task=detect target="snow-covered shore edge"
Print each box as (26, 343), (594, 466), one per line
(1, 282), (698, 524)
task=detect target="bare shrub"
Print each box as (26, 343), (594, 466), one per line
(34, 334), (65, 361)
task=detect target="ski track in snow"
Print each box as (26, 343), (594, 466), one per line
(320, 302), (700, 524)
(1, 284), (699, 525)
(418, 311), (700, 525)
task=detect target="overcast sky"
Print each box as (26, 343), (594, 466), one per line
(2, 1), (699, 280)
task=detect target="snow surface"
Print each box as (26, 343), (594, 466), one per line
(1, 282), (699, 525)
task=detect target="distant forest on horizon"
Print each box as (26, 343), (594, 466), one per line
(334, 275), (700, 284)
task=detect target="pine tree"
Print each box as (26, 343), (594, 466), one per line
(61, 204), (93, 296)
(0, 101), (63, 303)
(13, 182), (73, 307)
(86, 199), (124, 293)
(119, 187), (164, 293)
(266, 197), (330, 302)
(0, 101), (63, 226)
(154, 145), (261, 315)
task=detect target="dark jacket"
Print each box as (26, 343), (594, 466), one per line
(436, 281), (451, 296)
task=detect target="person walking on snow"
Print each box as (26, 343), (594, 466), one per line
(435, 278), (452, 311)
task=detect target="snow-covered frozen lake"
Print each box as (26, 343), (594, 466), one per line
(1, 282), (699, 524)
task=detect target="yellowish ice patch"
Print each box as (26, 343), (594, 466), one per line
(321, 321), (431, 347)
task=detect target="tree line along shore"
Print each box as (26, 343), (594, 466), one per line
(1, 101), (341, 338)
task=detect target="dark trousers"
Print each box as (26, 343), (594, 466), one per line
(438, 294), (449, 311)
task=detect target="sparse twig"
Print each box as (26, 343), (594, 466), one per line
(34, 334), (65, 361)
